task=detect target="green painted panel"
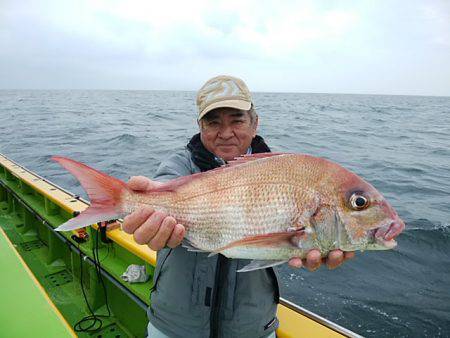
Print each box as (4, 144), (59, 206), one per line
(0, 229), (75, 338)
(0, 162), (151, 337)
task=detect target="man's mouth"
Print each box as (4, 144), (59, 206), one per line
(217, 144), (237, 148)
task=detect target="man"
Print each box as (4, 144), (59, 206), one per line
(123, 75), (354, 337)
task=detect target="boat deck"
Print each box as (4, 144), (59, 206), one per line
(0, 227), (75, 337)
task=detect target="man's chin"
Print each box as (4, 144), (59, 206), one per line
(220, 154), (238, 162)
(216, 148), (240, 161)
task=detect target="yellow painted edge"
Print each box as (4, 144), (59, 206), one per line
(277, 303), (345, 338)
(0, 228), (77, 338)
(0, 155), (86, 214)
(106, 228), (157, 266)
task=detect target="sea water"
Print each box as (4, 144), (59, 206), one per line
(1, 90), (449, 337)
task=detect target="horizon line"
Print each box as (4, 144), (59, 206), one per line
(0, 88), (449, 98)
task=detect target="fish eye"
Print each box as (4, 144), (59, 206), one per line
(350, 194), (369, 210)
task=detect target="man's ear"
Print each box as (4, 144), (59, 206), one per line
(252, 115), (259, 137)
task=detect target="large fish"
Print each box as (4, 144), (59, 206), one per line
(53, 153), (405, 271)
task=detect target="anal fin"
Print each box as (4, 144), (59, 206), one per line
(238, 259), (288, 272)
(181, 239), (209, 253)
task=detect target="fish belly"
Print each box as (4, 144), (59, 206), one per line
(220, 246), (306, 260)
(168, 183), (305, 253)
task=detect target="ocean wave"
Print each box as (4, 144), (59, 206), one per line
(105, 133), (138, 145)
(403, 220), (450, 233)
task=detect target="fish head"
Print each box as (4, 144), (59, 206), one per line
(332, 171), (405, 251)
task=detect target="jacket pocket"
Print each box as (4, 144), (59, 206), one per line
(151, 248), (172, 293)
(229, 265), (279, 336)
(191, 253), (215, 306)
(151, 247), (210, 316)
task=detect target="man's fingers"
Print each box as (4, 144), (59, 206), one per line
(167, 224), (186, 248)
(148, 215), (176, 251)
(288, 257), (303, 269)
(123, 207), (154, 234)
(326, 250), (344, 270)
(127, 176), (162, 191)
(289, 251), (355, 271)
(133, 211), (166, 245)
(127, 176), (151, 191)
(304, 249), (322, 271)
(344, 251), (355, 260)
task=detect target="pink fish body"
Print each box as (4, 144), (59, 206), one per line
(53, 153), (404, 271)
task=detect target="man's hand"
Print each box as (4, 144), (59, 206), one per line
(288, 250), (355, 271)
(122, 176), (185, 250)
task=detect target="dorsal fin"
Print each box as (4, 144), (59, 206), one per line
(150, 152), (292, 193)
(225, 152), (289, 167)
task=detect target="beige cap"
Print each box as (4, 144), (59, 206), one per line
(196, 75), (252, 120)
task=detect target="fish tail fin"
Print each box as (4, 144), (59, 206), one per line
(52, 156), (130, 231)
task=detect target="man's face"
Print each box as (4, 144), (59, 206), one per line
(200, 108), (258, 161)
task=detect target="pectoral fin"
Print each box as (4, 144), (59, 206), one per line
(214, 228), (306, 253)
(238, 259), (288, 272)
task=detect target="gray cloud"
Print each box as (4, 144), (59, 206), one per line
(1, 0), (449, 95)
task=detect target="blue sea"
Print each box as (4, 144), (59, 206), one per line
(1, 90), (449, 337)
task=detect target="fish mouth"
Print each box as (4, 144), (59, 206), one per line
(374, 237), (397, 249)
(370, 219), (405, 249)
(375, 220), (405, 240)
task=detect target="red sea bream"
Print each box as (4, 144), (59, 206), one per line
(53, 153), (405, 271)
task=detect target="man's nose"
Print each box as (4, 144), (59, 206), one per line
(218, 125), (234, 139)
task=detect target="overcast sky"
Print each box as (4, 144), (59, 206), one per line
(1, 0), (449, 95)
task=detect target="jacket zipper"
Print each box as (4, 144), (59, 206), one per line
(210, 254), (228, 338)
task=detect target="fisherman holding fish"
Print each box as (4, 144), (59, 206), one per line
(53, 75), (404, 337)
(123, 76), (353, 338)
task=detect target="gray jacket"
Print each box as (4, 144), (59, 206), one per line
(147, 148), (280, 338)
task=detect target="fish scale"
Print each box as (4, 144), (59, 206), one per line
(126, 155), (331, 253)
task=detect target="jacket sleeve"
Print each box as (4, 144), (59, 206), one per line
(153, 149), (195, 182)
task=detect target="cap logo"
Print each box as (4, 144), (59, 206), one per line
(202, 79), (241, 104)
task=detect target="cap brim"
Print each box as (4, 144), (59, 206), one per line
(198, 99), (251, 120)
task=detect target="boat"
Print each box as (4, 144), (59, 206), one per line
(0, 152), (362, 337)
